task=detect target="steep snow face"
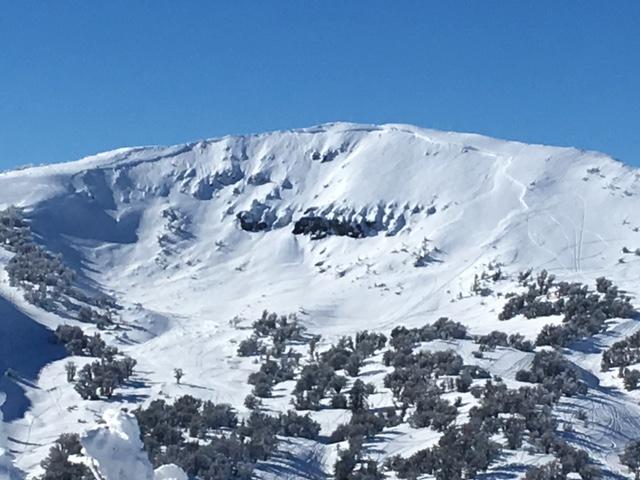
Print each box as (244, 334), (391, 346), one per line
(80, 409), (155, 480)
(1, 123), (640, 477)
(0, 122), (636, 330)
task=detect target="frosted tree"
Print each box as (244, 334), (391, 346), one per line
(64, 361), (76, 383)
(620, 440), (640, 479)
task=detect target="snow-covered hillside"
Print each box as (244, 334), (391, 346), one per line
(1, 123), (640, 479)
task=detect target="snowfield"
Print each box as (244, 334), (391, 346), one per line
(1, 122), (640, 478)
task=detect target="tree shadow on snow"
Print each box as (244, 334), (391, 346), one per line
(0, 295), (66, 421)
(257, 438), (327, 480)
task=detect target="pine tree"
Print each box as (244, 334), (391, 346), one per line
(64, 361), (77, 383)
(349, 380), (373, 413)
(620, 440), (640, 480)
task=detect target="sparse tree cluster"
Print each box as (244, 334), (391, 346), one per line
(382, 314), (598, 480)
(475, 330), (534, 352)
(136, 396), (255, 479)
(293, 362), (348, 410)
(74, 356), (137, 400)
(389, 377), (598, 480)
(409, 392), (457, 431)
(388, 423), (500, 480)
(500, 271), (635, 347)
(248, 354), (300, 398)
(334, 437), (384, 480)
(388, 317), (467, 354)
(48, 304), (607, 480)
(55, 324), (137, 400)
(602, 330), (640, 370)
(621, 368), (640, 391)
(515, 350), (587, 397)
(620, 440), (640, 480)
(135, 395), (320, 480)
(241, 312), (387, 411)
(320, 331), (386, 377)
(55, 325), (115, 357)
(383, 348), (464, 405)
(237, 311), (307, 358)
(38, 433), (91, 480)
(329, 410), (389, 444)
(275, 410), (321, 440)
(0, 207), (119, 323)
(470, 262), (504, 296)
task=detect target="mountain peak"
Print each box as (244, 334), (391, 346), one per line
(1, 124), (639, 478)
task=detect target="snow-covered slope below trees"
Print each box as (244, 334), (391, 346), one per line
(0, 393), (23, 479)
(1, 122), (640, 478)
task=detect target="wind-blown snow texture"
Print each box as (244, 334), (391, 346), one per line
(80, 409), (155, 480)
(1, 122), (640, 478)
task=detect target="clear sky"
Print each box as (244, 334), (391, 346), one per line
(1, 1), (639, 169)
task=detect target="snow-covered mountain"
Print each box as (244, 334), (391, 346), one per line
(1, 122), (640, 479)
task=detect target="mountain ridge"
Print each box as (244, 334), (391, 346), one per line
(0, 122), (627, 179)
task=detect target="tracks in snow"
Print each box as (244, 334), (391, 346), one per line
(501, 155), (530, 212)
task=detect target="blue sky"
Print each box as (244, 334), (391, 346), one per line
(1, 1), (639, 169)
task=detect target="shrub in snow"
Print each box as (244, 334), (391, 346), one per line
(55, 325), (114, 357)
(388, 423), (500, 480)
(236, 335), (264, 357)
(383, 349), (463, 405)
(515, 350), (587, 397)
(622, 368), (640, 391)
(388, 317), (467, 352)
(64, 361), (77, 382)
(134, 396), (283, 479)
(275, 411), (320, 439)
(316, 330), (385, 378)
(39, 433), (91, 480)
(331, 392), (348, 409)
(501, 272), (635, 347)
(620, 440), (640, 480)
(474, 329), (533, 355)
(293, 362), (347, 410)
(602, 330), (640, 370)
(409, 395), (457, 431)
(73, 355), (136, 400)
(243, 394), (261, 410)
(329, 411), (387, 443)
(389, 366), (600, 480)
(173, 367), (184, 384)
(348, 379), (375, 413)
(508, 333), (535, 352)
(476, 330), (509, 350)
(334, 438), (383, 480)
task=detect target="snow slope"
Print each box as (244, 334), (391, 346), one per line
(0, 393), (23, 480)
(1, 122), (639, 478)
